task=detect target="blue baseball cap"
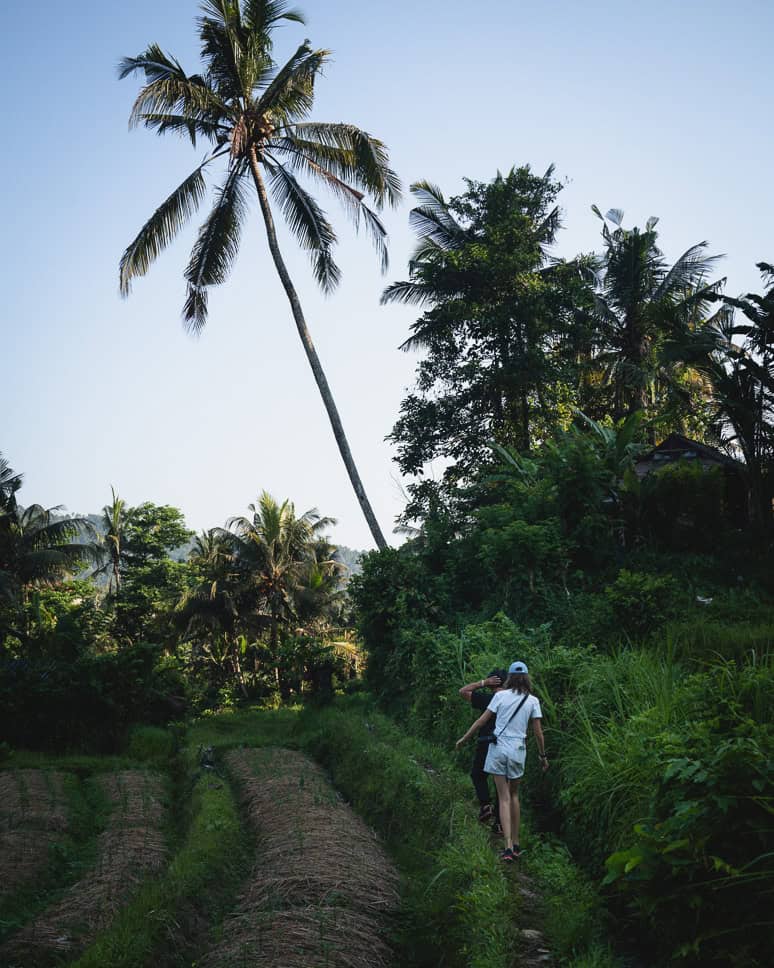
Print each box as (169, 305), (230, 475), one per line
(508, 661), (529, 674)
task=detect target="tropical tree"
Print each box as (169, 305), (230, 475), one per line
(382, 167), (585, 522)
(118, 0), (401, 549)
(227, 491), (334, 650)
(178, 527), (243, 644)
(90, 487), (126, 594)
(0, 454), (22, 513)
(174, 527), (249, 690)
(0, 459), (98, 644)
(294, 534), (346, 631)
(680, 263), (774, 527)
(587, 207), (723, 426)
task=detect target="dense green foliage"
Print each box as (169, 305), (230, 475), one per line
(0, 460), (355, 750)
(352, 234), (774, 963)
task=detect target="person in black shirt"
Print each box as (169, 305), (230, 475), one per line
(459, 668), (507, 823)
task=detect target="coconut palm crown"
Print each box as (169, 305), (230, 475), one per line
(119, 0), (401, 549)
(588, 206), (724, 422)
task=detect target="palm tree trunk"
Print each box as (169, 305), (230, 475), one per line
(248, 150), (388, 550)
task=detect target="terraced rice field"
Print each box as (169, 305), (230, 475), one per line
(0, 770), (71, 905)
(1, 770), (168, 965)
(0, 748), (401, 968)
(203, 748), (399, 968)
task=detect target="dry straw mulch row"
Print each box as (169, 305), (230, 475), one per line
(202, 748), (399, 968)
(0, 830), (60, 902)
(1, 770), (169, 963)
(0, 769), (70, 832)
(0, 770), (72, 903)
(204, 906), (395, 968)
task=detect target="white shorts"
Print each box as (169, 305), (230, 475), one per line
(484, 741), (526, 780)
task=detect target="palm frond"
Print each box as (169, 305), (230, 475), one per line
(267, 163), (340, 292)
(198, 4), (248, 103)
(243, 0), (305, 33)
(183, 162), (249, 333)
(266, 146), (388, 270)
(118, 44), (188, 82)
(407, 180), (465, 252)
(120, 161), (214, 296)
(0, 454), (22, 511)
(121, 45), (227, 125)
(284, 123), (401, 207)
(380, 280), (434, 307)
(654, 242), (724, 301)
(257, 43), (328, 124)
(132, 112), (226, 145)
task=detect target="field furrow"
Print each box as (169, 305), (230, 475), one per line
(201, 747), (399, 968)
(1, 770), (168, 964)
(0, 770), (71, 903)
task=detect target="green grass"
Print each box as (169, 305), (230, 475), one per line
(4, 751), (161, 774)
(523, 839), (615, 965)
(71, 750), (247, 968)
(125, 725), (178, 765)
(185, 704), (301, 751)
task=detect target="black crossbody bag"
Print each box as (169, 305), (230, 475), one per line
(480, 692), (530, 745)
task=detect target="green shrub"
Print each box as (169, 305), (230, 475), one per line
(525, 840), (608, 961)
(125, 725), (176, 764)
(639, 462), (726, 552)
(603, 569), (683, 639)
(548, 652), (774, 967)
(604, 712), (773, 966)
(0, 642), (178, 752)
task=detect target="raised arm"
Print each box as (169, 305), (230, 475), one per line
(458, 674), (502, 702)
(455, 709), (494, 748)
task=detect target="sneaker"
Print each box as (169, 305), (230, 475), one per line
(500, 847), (514, 863)
(478, 803), (494, 824)
(492, 820), (503, 836)
(512, 844), (524, 858)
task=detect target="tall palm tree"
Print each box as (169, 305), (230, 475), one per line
(679, 263), (774, 527)
(118, 0), (401, 549)
(294, 534), (346, 631)
(588, 207), (723, 424)
(90, 487), (127, 594)
(177, 527), (249, 687)
(0, 485), (98, 643)
(227, 491), (333, 650)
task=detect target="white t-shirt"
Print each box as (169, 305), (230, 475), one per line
(486, 690), (542, 744)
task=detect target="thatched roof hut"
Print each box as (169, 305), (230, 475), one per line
(634, 433), (747, 525)
(634, 433), (742, 479)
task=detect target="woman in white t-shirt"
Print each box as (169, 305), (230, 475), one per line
(456, 661), (548, 862)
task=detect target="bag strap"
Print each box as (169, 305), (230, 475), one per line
(494, 692), (530, 741)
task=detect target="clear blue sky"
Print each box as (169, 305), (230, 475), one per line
(2, 0), (772, 549)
